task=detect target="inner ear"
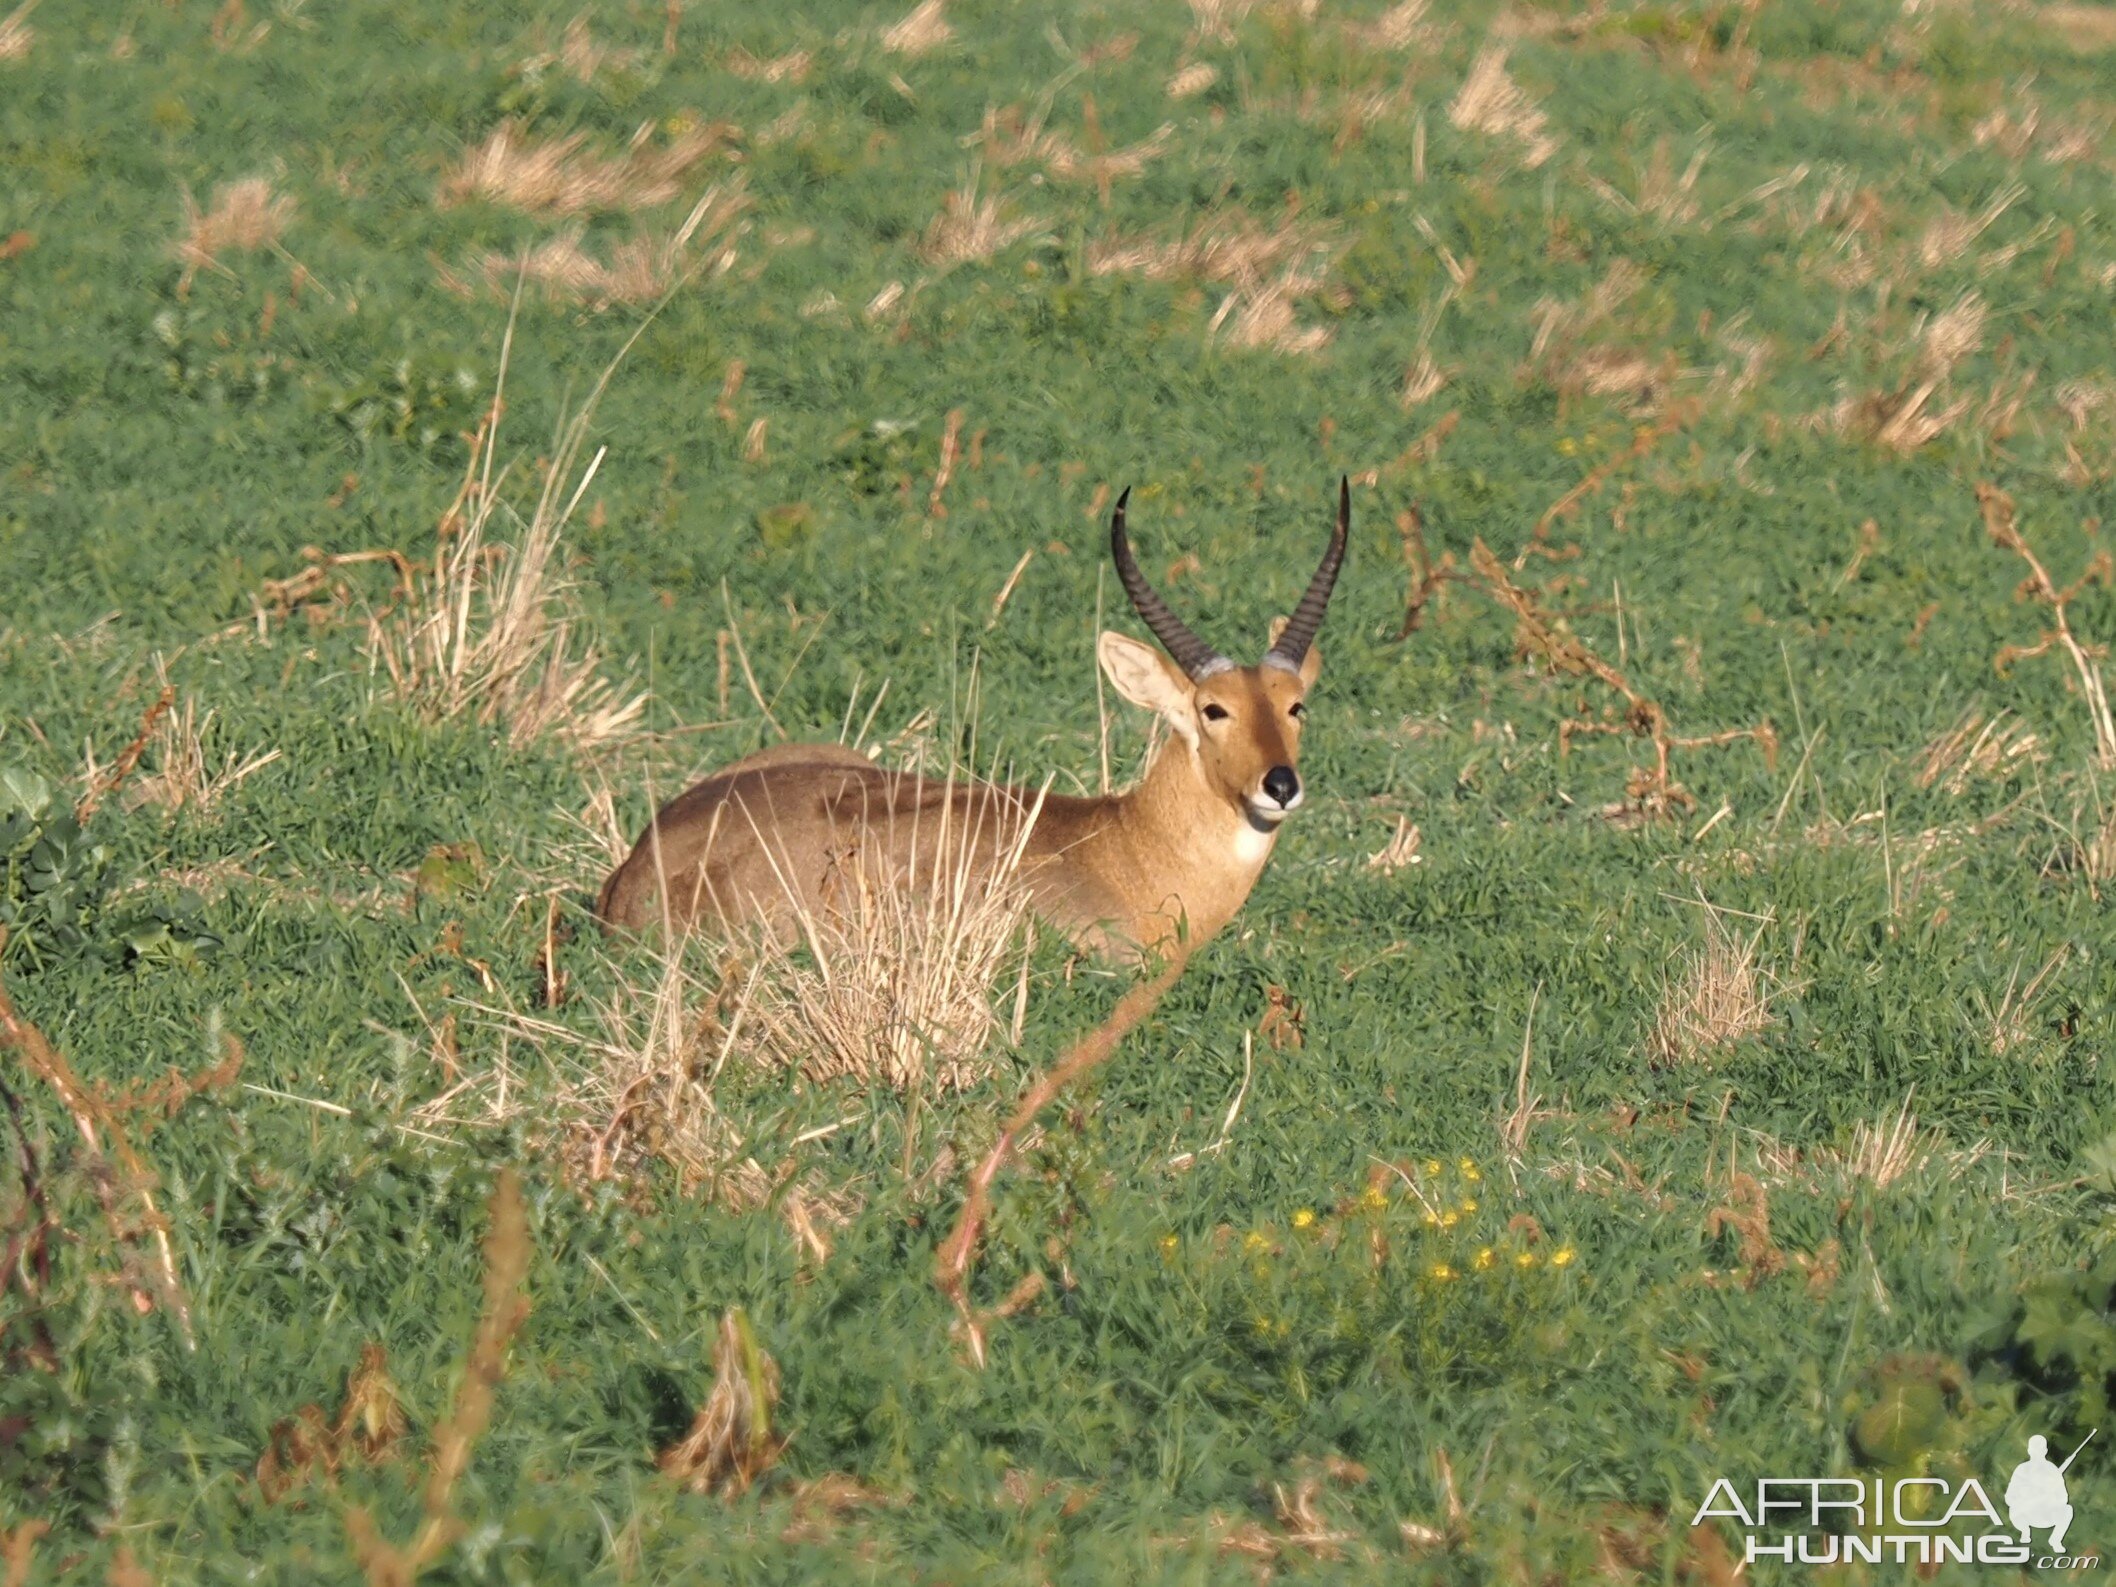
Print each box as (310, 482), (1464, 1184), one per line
(1097, 631), (1199, 747)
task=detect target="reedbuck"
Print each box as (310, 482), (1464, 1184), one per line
(597, 481), (1348, 958)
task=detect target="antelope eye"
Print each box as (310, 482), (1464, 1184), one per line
(1201, 703), (1231, 722)
(1289, 701), (1307, 720)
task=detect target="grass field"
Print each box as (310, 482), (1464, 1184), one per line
(5, 0), (2116, 1580)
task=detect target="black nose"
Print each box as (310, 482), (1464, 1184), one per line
(1262, 766), (1300, 807)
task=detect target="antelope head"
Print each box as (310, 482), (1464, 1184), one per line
(1096, 479), (1348, 834)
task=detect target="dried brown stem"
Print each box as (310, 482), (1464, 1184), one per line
(0, 945), (227, 1346)
(935, 946), (1193, 1364)
(1527, 410), (1686, 554)
(1979, 482), (2116, 768)
(1468, 541), (1776, 814)
(1390, 503), (1458, 639)
(346, 1170), (531, 1587)
(76, 685), (175, 823)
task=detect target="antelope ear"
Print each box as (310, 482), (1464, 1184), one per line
(1098, 631), (1197, 747)
(1266, 617), (1323, 690)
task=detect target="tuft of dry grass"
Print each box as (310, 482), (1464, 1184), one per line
(1448, 46), (1559, 169)
(1348, 0), (1432, 50)
(470, 936), (768, 1200)
(1915, 183), (2022, 270)
(744, 777), (1045, 1093)
(1090, 207), (1341, 356)
(1971, 944), (2068, 1057)
(1185, 0), (1256, 45)
(975, 103), (1176, 194)
(438, 120), (735, 216)
(457, 178), (750, 308)
(725, 46), (811, 82)
(1834, 291), (1988, 454)
(0, 1), (36, 62)
(882, 0), (952, 57)
(1523, 259), (1674, 412)
(366, 312), (646, 751)
(1583, 137), (1711, 229)
(2046, 3), (2116, 51)
(1840, 1094), (1939, 1191)
(173, 176), (295, 292)
(128, 679), (283, 818)
(1366, 816), (1423, 874)
(1167, 61), (1219, 99)
(919, 170), (1046, 267)
(1913, 708), (2044, 794)
(1649, 906), (1774, 1066)
(658, 1308), (785, 1497)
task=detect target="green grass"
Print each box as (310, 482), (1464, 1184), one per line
(4, 0), (2116, 1580)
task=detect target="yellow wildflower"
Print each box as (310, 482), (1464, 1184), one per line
(1423, 1209), (1440, 1227)
(1424, 1158), (1443, 1177)
(1440, 1210), (1459, 1229)
(1473, 1247), (1495, 1271)
(1551, 1246), (1577, 1268)
(1244, 1230), (1268, 1253)
(1515, 1250), (1539, 1269)
(1428, 1262), (1457, 1281)
(1361, 1185), (1388, 1211)
(1292, 1207), (1317, 1230)
(1158, 1234), (1179, 1259)
(1557, 437), (1577, 456)
(1460, 1197), (1478, 1214)
(1459, 1158), (1482, 1183)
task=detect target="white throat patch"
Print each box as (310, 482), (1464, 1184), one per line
(1231, 821), (1278, 867)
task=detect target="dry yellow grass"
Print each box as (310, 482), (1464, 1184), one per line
(1831, 291), (1988, 454)
(1166, 62), (1220, 100)
(1448, 46), (1559, 169)
(882, 0), (952, 57)
(438, 120), (734, 215)
(976, 104), (1176, 191)
(2045, 3), (2116, 52)
(1185, 0), (1256, 45)
(1649, 907), (1774, 1066)
(1971, 945), (2068, 1057)
(367, 313), (647, 751)
(742, 776), (1044, 1093)
(1913, 708), (2044, 794)
(658, 1309), (785, 1497)
(457, 177), (751, 308)
(1090, 207), (1341, 355)
(725, 46), (811, 83)
(1348, 0), (1432, 50)
(0, 1), (36, 62)
(1840, 1094), (1939, 1191)
(469, 934), (770, 1200)
(128, 688), (284, 818)
(173, 177), (295, 291)
(919, 172), (1046, 266)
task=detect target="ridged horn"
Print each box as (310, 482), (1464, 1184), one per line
(1110, 488), (1230, 680)
(1263, 476), (1349, 673)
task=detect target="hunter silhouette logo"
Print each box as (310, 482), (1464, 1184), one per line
(2008, 1431), (2094, 1555)
(1689, 1429), (2100, 1570)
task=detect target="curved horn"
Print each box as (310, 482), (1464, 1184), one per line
(1110, 488), (1230, 679)
(1264, 476), (1349, 672)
